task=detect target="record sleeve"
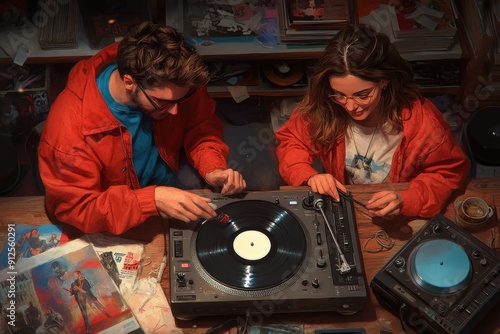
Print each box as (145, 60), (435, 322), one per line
(0, 223), (69, 271)
(0, 236), (143, 334)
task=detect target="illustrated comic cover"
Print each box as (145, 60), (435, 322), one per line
(0, 239), (143, 334)
(86, 233), (144, 291)
(0, 224), (69, 271)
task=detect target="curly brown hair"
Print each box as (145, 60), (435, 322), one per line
(298, 24), (422, 151)
(117, 22), (209, 89)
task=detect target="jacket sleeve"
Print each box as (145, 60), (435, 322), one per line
(275, 111), (320, 186)
(396, 100), (470, 217)
(38, 93), (158, 235)
(38, 140), (158, 235)
(182, 88), (229, 178)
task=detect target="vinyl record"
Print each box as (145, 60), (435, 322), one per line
(409, 239), (471, 294)
(263, 61), (305, 87)
(195, 200), (307, 290)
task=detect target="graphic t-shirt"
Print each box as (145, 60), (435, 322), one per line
(345, 122), (401, 184)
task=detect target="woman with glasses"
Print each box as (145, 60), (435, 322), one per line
(38, 22), (246, 234)
(276, 24), (469, 218)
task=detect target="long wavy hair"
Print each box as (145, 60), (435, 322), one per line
(298, 24), (422, 151)
(117, 22), (209, 89)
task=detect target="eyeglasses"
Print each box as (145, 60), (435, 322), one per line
(137, 82), (196, 111)
(328, 84), (379, 106)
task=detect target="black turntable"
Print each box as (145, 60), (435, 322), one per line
(169, 190), (367, 319)
(371, 214), (500, 334)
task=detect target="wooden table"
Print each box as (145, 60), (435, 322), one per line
(1, 178), (499, 333)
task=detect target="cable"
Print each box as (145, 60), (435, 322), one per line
(363, 230), (395, 253)
(337, 188), (367, 209)
(156, 218), (168, 283)
(205, 318), (239, 334)
(398, 304), (409, 334)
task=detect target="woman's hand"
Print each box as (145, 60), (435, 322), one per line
(366, 190), (403, 217)
(307, 173), (346, 201)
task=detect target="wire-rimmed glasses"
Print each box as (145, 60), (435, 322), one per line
(137, 82), (196, 111)
(328, 83), (379, 106)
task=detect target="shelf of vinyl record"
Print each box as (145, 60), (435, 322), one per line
(166, 0), (463, 62)
(1, 6), (465, 65)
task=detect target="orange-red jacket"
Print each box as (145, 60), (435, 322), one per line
(275, 99), (470, 218)
(38, 43), (228, 234)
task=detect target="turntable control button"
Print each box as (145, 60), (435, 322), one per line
(472, 250), (481, 258)
(432, 224), (442, 234)
(316, 258), (326, 268)
(174, 240), (183, 257)
(440, 302), (448, 314)
(301, 280), (308, 286)
(394, 257), (405, 268)
(177, 273), (187, 288)
(188, 279), (194, 285)
(316, 232), (322, 245)
(275, 198), (280, 205)
(302, 192), (314, 209)
(480, 258), (488, 266)
(312, 278), (320, 288)
(435, 301), (447, 314)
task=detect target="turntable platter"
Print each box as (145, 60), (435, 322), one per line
(410, 239), (471, 294)
(195, 200), (307, 291)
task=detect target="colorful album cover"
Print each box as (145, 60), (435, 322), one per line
(86, 233), (144, 290)
(0, 239), (143, 334)
(0, 223), (69, 271)
(288, 0), (350, 22)
(182, 1), (272, 38)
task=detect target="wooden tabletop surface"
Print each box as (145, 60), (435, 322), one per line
(1, 178), (499, 333)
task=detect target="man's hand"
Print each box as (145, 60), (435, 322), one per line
(307, 173), (346, 201)
(205, 168), (246, 195)
(155, 187), (217, 222)
(366, 190), (403, 217)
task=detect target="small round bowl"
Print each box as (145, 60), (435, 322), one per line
(454, 197), (493, 231)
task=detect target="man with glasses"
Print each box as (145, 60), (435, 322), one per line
(276, 25), (469, 219)
(38, 22), (246, 234)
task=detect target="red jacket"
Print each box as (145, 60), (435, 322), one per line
(275, 99), (470, 218)
(38, 43), (228, 234)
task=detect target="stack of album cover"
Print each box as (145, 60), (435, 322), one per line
(38, 0), (78, 49)
(279, 0), (352, 47)
(357, 0), (458, 53)
(0, 235), (144, 334)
